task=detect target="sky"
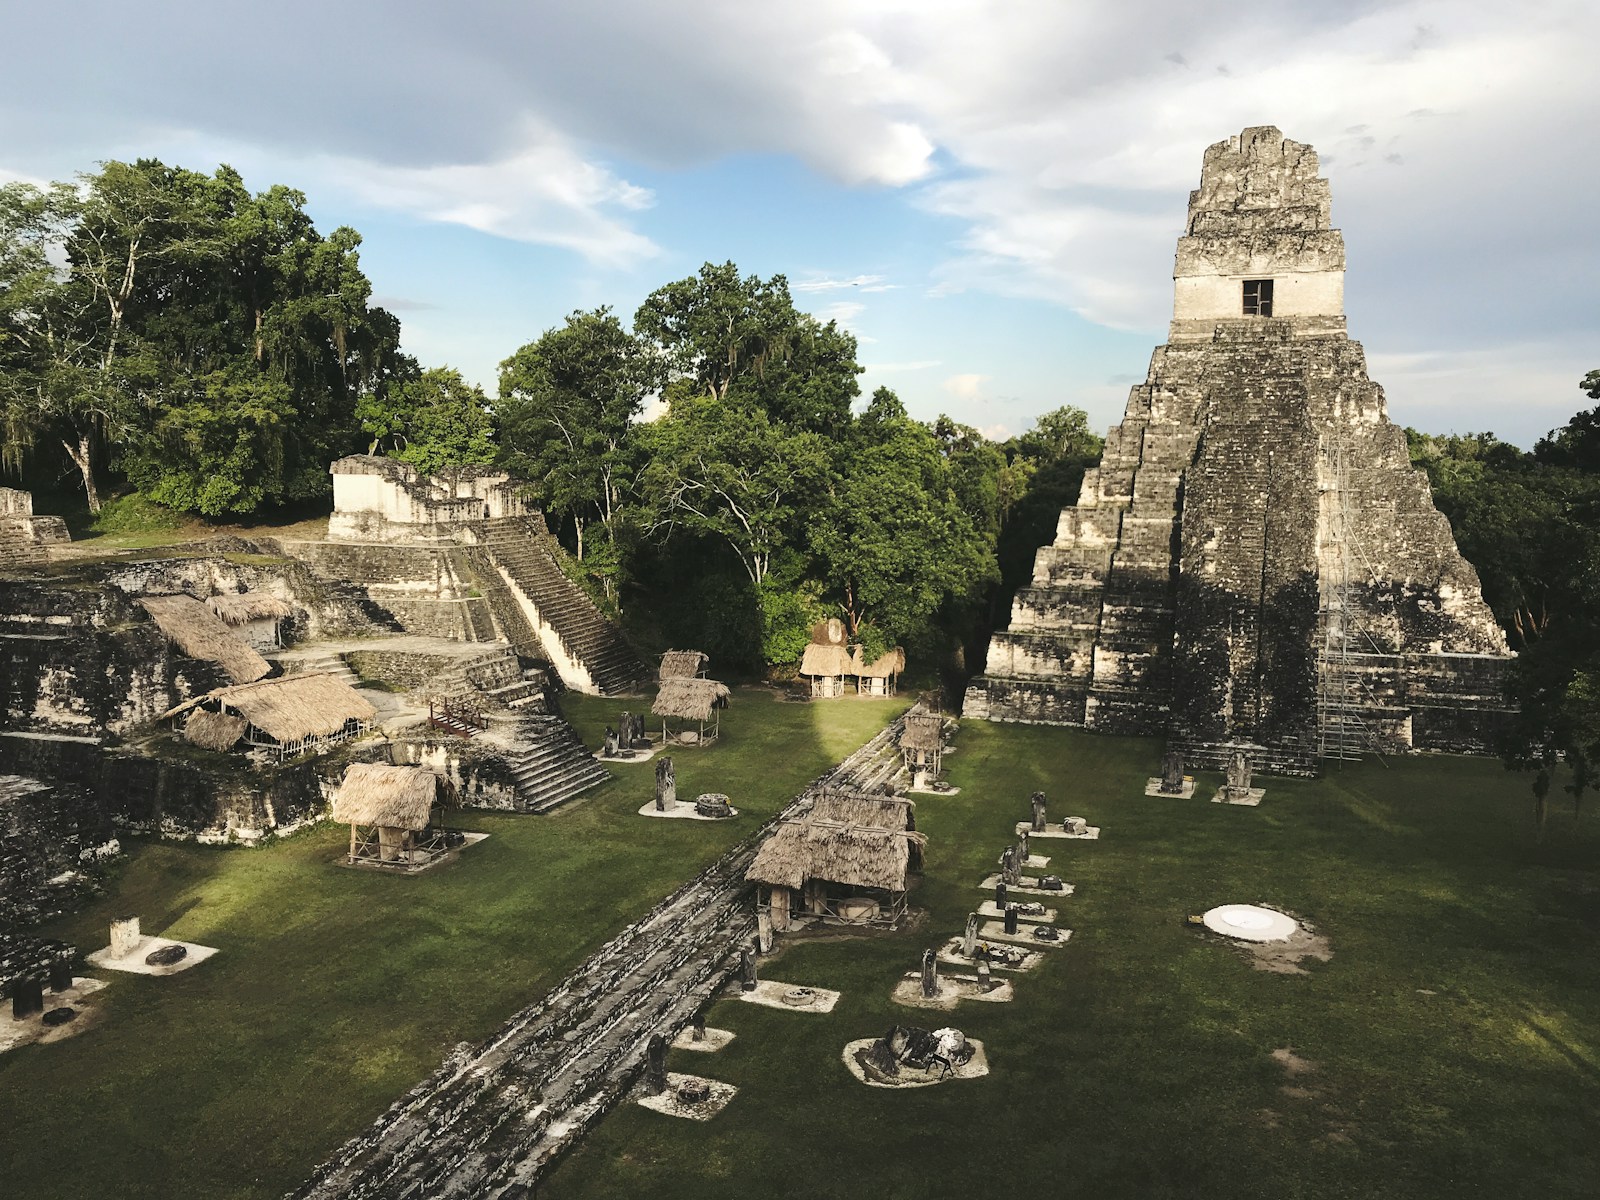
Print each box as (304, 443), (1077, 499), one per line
(1, 1), (1594, 446)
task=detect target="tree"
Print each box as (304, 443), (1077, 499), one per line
(635, 392), (831, 588)
(496, 308), (657, 562)
(808, 388), (997, 647)
(633, 261), (860, 435)
(358, 367), (494, 477)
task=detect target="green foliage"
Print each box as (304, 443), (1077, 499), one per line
(358, 366), (495, 476)
(83, 491), (185, 535)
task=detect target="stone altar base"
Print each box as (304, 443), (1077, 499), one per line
(842, 1038), (990, 1089)
(1014, 821), (1101, 840)
(997, 851), (1051, 869)
(734, 980), (840, 1013)
(938, 939), (1043, 973)
(1212, 787), (1266, 807)
(670, 1027), (736, 1053)
(87, 936), (217, 977)
(1145, 778), (1198, 798)
(979, 919), (1072, 949)
(978, 873), (1075, 898)
(0, 978), (107, 1054)
(594, 743), (664, 764)
(891, 972), (1013, 1010)
(907, 784), (961, 796)
(637, 799), (740, 821)
(636, 1072), (738, 1121)
(979, 900), (1056, 922)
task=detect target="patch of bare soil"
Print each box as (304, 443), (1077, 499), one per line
(1247, 922), (1332, 974)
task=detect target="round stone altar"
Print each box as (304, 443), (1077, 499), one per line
(1201, 904), (1298, 943)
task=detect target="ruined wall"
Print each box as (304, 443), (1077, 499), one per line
(1, 774), (117, 931)
(968, 126), (1513, 767)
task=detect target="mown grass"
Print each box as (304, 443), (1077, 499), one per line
(542, 725), (1600, 1200)
(0, 689), (905, 1200)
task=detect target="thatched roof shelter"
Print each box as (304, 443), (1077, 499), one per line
(746, 821), (925, 893)
(330, 764), (442, 831)
(800, 642), (853, 677)
(652, 677), (731, 722)
(851, 646), (905, 679)
(138, 594), (270, 684)
(900, 712), (945, 752)
(164, 672), (376, 746)
(208, 593), (294, 626)
(658, 649), (709, 681)
(183, 709), (248, 752)
(807, 789), (916, 831)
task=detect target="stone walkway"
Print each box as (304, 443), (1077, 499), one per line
(291, 711), (912, 1200)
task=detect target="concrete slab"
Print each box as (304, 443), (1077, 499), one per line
(0, 978), (108, 1054)
(891, 972), (1014, 1009)
(636, 1072), (737, 1120)
(937, 939), (1043, 973)
(1015, 821), (1100, 840)
(670, 1027), (736, 1053)
(979, 919), (1072, 949)
(1145, 777), (1198, 798)
(997, 851), (1052, 869)
(978, 873), (1075, 898)
(637, 799), (740, 821)
(1212, 787), (1265, 807)
(979, 900), (1056, 922)
(842, 1038), (990, 1088)
(734, 980), (840, 1013)
(86, 936), (217, 976)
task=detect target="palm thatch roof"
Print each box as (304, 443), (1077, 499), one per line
(800, 642), (853, 677)
(652, 677), (732, 721)
(851, 646), (906, 678)
(183, 709), (248, 752)
(746, 820), (925, 892)
(208, 593), (294, 625)
(808, 789), (916, 831)
(900, 712), (945, 752)
(330, 763), (440, 830)
(658, 649), (709, 681)
(138, 594), (270, 684)
(163, 672), (376, 744)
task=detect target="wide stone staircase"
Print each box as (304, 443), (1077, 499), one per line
(467, 518), (647, 696)
(494, 714), (611, 814)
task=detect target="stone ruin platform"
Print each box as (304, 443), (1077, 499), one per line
(938, 939), (1043, 973)
(87, 935), (217, 977)
(1212, 787), (1266, 807)
(997, 850), (1051, 869)
(670, 1027), (736, 1053)
(0, 977), (107, 1054)
(979, 900), (1057, 922)
(1145, 778), (1198, 798)
(891, 972), (1014, 1010)
(842, 1038), (989, 1089)
(1014, 821), (1100, 840)
(979, 919), (1072, 949)
(734, 980), (839, 1013)
(907, 784), (961, 796)
(636, 1071), (738, 1121)
(638, 799), (739, 821)
(979, 873), (1075, 897)
(594, 742), (664, 764)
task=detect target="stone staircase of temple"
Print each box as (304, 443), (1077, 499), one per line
(466, 518), (647, 696)
(494, 714), (610, 813)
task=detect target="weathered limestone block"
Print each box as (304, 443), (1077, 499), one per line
(969, 127), (1513, 768)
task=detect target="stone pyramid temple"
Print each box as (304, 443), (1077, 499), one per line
(965, 126), (1512, 773)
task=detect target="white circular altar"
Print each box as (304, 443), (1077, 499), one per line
(1202, 904), (1298, 943)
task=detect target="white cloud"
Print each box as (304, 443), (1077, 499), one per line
(979, 423), (1011, 441)
(792, 274), (893, 293)
(943, 373), (988, 401)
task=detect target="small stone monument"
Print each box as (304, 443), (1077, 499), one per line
(1160, 747), (1185, 794)
(976, 948), (992, 990)
(645, 1032), (668, 1095)
(1030, 790), (1047, 832)
(740, 945), (758, 991)
(962, 912), (979, 959)
(603, 726), (619, 758)
(655, 756), (675, 811)
(756, 906), (773, 953)
(110, 917), (141, 960)
(994, 880), (1008, 909)
(1215, 748), (1266, 805)
(691, 1010), (706, 1043)
(694, 792), (733, 818)
(1016, 830), (1030, 863)
(920, 947), (939, 999)
(1003, 905), (1019, 935)
(1001, 845), (1021, 887)
(630, 712), (650, 750)
(1062, 816), (1088, 836)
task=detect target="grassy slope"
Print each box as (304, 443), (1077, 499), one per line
(0, 690), (906, 1200)
(543, 724), (1600, 1200)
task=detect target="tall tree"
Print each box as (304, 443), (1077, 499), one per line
(496, 308), (657, 561)
(357, 366), (494, 477)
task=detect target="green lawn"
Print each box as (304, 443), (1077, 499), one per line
(0, 689), (907, 1200)
(542, 724), (1600, 1200)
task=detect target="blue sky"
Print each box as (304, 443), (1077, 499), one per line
(2, 1), (1595, 445)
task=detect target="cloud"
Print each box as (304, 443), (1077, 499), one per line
(792, 274), (896, 293)
(943, 373), (988, 401)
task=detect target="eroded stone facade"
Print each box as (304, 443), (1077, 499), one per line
(967, 127), (1512, 767)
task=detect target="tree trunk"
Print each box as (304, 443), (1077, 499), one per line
(574, 516), (585, 562)
(64, 435), (100, 513)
